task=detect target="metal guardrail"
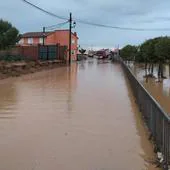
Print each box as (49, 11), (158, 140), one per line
(121, 60), (170, 168)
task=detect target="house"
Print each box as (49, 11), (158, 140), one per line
(20, 30), (78, 61)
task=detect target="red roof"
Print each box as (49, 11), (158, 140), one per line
(22, 32), (53, 38)
(22, 30), (78, 38)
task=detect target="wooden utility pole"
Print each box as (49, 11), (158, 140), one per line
(69, 12), (72, 65)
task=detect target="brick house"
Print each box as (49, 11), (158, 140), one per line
(20, 30), (78, 61)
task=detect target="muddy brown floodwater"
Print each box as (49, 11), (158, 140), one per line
(0, 59), (157, 170)
(131, 64), (170, 114)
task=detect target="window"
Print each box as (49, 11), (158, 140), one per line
(39, 38), (43, 44)
(28, 38), (33, 44)
(72, 39), (75, 44)
(19, 39), (24, 44)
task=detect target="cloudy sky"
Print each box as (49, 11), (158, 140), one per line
(1, 0), (170, 48)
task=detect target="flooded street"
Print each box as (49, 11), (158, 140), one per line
(0, 60), (156, 170)
(131, 64), (170, 114)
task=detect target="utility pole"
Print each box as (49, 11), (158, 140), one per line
(69, 12), (72, 65)
(43, 27), (45, 46)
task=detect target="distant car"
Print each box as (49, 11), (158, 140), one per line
(88, 50), (95, 57)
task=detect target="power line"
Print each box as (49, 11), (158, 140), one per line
(45, 21), (69, 30)
(75, 18), (170, 31)
(21, 0), (170, 31)
(22, 0), (68, 20)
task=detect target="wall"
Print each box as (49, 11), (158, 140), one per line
(46, 34), (55, 45)
(46, 30), (78, 61)
(21, 37), (45, 45)
(19, 46), (39, 60)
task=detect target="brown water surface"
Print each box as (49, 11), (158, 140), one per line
(132, 64), (170, 114)
(0, 60), (157, 170)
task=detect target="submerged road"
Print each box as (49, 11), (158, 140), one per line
(0, 59), (156, 170)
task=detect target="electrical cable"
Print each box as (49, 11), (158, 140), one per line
(21, 0), (170, 32)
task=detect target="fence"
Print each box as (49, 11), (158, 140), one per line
(20, 45), (39, 61)
(121, 59), (170, 168)
(39, 44), (59, 61)
(0, 45), (67, 62)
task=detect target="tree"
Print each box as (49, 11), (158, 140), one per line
(135, 46), (145, 62)
(121, 36), (170, 80)
(140, 38), (161, 76)
(79, 48), (86, 55)
(0, 19), (19, 50)
(155, 37), (170, 78)
(120, 45), (137, 61)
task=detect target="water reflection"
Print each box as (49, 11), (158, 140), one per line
(79, 61), (86, 70)
(0, 81), (18, 120)
(97, 59), (110, 65)
(66, 63), (78, 116)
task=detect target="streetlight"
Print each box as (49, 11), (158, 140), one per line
(72, 21), (76, 28)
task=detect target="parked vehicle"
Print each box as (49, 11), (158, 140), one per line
(88, 50), (95, 57)
(96, 49), (110, 59)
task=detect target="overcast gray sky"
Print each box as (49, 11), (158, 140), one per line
(1, 0), (170, 48)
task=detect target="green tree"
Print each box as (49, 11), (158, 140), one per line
(135, 50), (145, 62)
(0, 19), (19, 50)
(120, 45), (137, 61)
(155, 37), (170, 78)
(140, 38), (161, 76)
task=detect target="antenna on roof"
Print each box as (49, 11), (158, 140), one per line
(43, 27), (45, 46)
